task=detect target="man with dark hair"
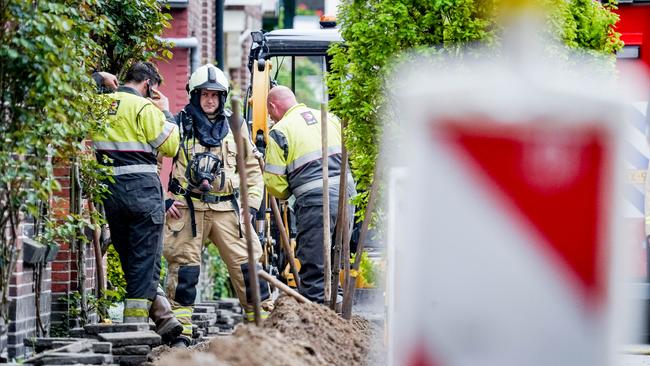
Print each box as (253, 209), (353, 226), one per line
(124, 62), (163, 94)
(91, 61), (183, 344)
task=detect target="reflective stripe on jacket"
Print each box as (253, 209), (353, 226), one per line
(91, 86), (180, 174)
(263, 103), (347, 199)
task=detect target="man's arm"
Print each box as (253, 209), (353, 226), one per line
(140, 103), (180, 158)
(91, 71), (119, 91)
(241, 123), (264, 210)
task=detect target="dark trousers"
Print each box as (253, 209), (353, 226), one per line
(103, 173), (165, 301)
(294, 185), (355, 303)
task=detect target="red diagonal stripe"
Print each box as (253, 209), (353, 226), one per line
(408, 342), (440, 366)
(436, 120), (611, 304)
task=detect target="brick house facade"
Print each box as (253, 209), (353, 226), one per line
(1, 1), (265, 360)
(1, 165), (98, 361)
(157, 0), (263, 188)
(0, 224), (52, 360)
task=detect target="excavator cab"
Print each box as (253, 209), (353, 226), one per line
(244, 27), (343, 287)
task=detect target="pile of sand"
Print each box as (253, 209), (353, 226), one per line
(262, 296), (376, 366)
(150, 296), (381, 366)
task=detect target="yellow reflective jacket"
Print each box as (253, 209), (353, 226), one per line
(170, 115), (264, 211)
(92, 86), (179, 175)
(263, 103), (348, 199)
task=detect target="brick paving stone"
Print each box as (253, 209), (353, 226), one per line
(216, 309), (232, 319)
(48, 341), (94, 353)
(112, 345), (150, 355)
(98, 331), (161, 347)
(39, 352), (112, 365)
(24, 338), (85, 350)
(191, 313), (212, 320)
(28, 340), (93, 355)
(112, 354), (148, 366)
(91, 342), (112, 354)
(215, 300), (235, 310)
(67, 328), (85, 338)
(84, 323), (149, 336)
(193, 320), (208, 328)
(194, 301), (218, 305)
(193, 306), (216, 314)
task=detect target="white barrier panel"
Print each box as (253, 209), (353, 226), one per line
(385, 19), (641, 366)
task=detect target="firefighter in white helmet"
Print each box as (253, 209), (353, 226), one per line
(163, 64), (273, 347)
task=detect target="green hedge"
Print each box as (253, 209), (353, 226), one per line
(328, 0), (623, 218)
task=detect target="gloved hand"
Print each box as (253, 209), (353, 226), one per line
(249, 208), (258, 228)
(241, 207), (258, 230)
(166, 199), (183, 220)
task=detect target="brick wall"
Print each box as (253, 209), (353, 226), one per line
(50, 165), (97, 337)
(2, 222), (52, 360)
(50, 240), (97, 334)
(0, 164), (99, 360)
(158, 9), (191, 115)
(203, 0), (217, 65)
(189, 0), (216, 65)
(228, 5), (263, 95)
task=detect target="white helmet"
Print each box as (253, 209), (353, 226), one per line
(187, 64), (229, 94)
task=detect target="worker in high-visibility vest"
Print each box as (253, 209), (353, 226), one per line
(163, 64), (273, 347)
(91, 62), (182, 344)
(263, 85), (356, 304)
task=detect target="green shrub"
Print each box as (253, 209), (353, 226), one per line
(206, 244), (234, 299)
(106, 244), (127, 302)
(328, 0), (623, 219)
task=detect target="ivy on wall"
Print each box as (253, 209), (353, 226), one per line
(0, 0), (109, 334)
(94, 0), (172, 77)
(0, 0), (172, 335)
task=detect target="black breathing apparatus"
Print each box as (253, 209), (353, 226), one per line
(185, 151), (225, 193)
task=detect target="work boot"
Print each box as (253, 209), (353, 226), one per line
(244, 300), (275, 323)
(170, 335), (191, 348)
(149, 294), (183, 344)
(123, 298), (150, 323)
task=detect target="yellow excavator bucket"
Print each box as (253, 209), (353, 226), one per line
(249, 60), (273, 150)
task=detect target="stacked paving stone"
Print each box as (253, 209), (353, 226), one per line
(193, 299), (243, 339)
(83, 323), (160, 366)
(22, 338), (113, 365)
(12, 300), (244, 365)
(21, 323), (161, 366)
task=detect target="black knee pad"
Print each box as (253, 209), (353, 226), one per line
(175, 265), (200, 306)
(241, 263), (271, 302)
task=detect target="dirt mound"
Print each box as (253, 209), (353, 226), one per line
(153, 349), (227, 366)
(263, 296), (377, 366)
(152, 295), (382, 366)
(208, 325), (328, 366)
(146, 340), (219, 366)
(146, 343), (216, 366)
